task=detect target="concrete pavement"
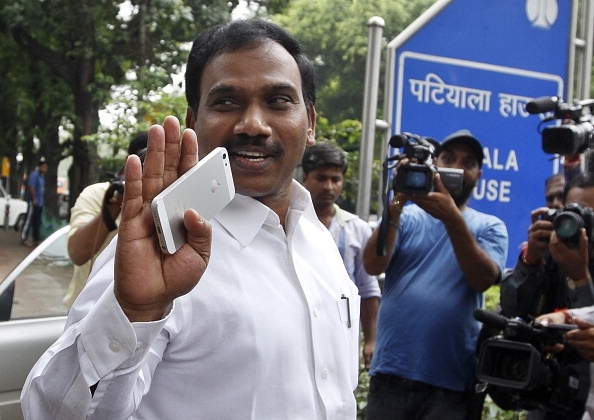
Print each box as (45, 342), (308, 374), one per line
(0, 227), (35, 279)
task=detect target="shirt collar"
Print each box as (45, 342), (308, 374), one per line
(214, 180), (322, 247)
(333, 203), (357, 227)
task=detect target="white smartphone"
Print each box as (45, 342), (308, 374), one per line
(151, 147), (235, 254)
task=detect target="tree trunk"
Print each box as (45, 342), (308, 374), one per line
(68, 57), (100, 209)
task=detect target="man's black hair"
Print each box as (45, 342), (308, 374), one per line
(128, 132), (148, 155)
(564, 173), (594, 202)
(185, 19), (315, 114)
(301, 143), (348, 174)
(545, 172), (564, 188)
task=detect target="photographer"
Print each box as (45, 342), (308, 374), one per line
(63, 132), (147, 308)
(362, 129), (508, 419)
(500, 173), (594, 418)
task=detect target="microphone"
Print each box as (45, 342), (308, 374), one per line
(389, 134), (409, 148)
(525, 96), (559, 114)
(473, 308), (535, 336)
(473, 308), (508, 330)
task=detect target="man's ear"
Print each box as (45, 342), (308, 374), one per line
(186, 107), (196, 129)
(307, 106), (317, 146)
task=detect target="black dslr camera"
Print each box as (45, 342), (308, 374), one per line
(474, 309), (586, 413)
(526, 96), (594, 155)
(108, 174), (125, 196)
(542, 203), (594, 244)
(390, 133), (463, 195)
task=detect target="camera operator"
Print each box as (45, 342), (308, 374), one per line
(63, 132), (147, 308)
(500, 173), (594, 419)
(362, 129), (508, 419)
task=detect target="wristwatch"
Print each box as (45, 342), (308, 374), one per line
(566, 275), (592, 290)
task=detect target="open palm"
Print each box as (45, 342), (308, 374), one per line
(114, 116), (212, 322)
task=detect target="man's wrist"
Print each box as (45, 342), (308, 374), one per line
(566, 274), (592, 289)
(520, 246), (541, 266)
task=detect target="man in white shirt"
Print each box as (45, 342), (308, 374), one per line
(21, 19), (360, 419)
(301, 142), (381, 369)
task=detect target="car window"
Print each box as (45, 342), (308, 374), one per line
(10, 255), (72, 319)
(0, 226), (72, 320)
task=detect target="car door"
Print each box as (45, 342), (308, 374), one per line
(0, 225), (71, 420)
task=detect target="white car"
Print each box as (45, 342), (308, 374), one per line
(0, 225), (71, 419)
(0, 184), (27, 231)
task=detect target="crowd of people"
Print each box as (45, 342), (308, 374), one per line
(17, 17), (594, 420)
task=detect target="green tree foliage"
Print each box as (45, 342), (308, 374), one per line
(272, 0), (435, 123)
(89, 88), (189, 178)
(0, 31), (73, 219)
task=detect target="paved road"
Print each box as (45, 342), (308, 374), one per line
(0, 227), (33, 279)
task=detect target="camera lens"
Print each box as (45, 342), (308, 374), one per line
(405, 171), (428, 188)
(502, 359), (530, 381)
(554, 212), (584, 242)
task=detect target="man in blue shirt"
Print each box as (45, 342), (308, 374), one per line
(21, 158), (47, 246)
(363, 130), (508, 419)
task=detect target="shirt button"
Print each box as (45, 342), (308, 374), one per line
(109, 338), (122, 352)
(313, 308), (319, 317)
(321, 368), (330, 379)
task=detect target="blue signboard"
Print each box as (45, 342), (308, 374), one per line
(388, 0), (574, 267)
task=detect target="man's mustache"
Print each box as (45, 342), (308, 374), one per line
(222, 135), (285, 158)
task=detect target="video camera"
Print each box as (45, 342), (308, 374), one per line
(542, 203), (594, 244)
(374, 133), (464, 257)
(108, 174), (125, 197)
(474, 309), (586, 413)
(389, 133), (463, 195)
(526, 96), (594, 155)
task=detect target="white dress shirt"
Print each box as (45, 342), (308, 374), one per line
(22, 181), (360, 419)
(328, 204), (381, 300)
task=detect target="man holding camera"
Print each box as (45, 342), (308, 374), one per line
(500, 173), (594, 419)
(362, 129), (508, 419)
(63, 132), (147, 308)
